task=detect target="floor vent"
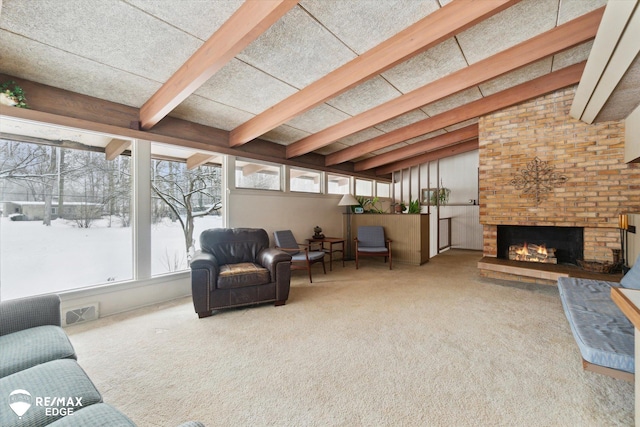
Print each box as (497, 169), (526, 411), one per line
(63, 303), (99, 326)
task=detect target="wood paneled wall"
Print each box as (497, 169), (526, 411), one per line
(349, 214), (430, 265)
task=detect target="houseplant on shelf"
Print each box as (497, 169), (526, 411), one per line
(0, 80), (28, 108)
(408, 199), (421, 214)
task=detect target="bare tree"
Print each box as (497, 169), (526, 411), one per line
(152, 161), (222, 257)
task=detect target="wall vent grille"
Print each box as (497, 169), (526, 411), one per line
(63, 303), (99, 326)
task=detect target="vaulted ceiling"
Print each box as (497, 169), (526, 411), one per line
(0, 0), (636, 176)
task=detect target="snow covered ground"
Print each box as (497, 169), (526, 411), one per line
(0, 215), (221, 300)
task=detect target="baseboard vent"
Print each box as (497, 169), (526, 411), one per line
(63, 303), (99, 326)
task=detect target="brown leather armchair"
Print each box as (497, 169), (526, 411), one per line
(190, 228), (292, 318)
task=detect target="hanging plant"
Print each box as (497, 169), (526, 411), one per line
(429, 179), (451, 206)
(0, 80), (29, 108)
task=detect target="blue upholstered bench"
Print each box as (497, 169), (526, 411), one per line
(558, 277), (634, 380)
(558, 256), (640, 381)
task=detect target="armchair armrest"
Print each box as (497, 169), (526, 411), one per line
(190, 251), (220, 287)
(0, 294), (61, 336)
(257, 248), (292, 278)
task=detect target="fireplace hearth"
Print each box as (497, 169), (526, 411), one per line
(497, 225), (583, 266)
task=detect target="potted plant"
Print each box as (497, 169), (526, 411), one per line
(408, 199), (421, 214)
(0, 81), (28, 108)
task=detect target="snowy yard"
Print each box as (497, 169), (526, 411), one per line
(0, 215), (221, 300)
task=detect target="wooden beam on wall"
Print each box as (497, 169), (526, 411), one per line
(286, 7), (604, 159)
(228, 0), (519, 147)
(328, 61), (586, 166)
(186, 153), (217, 170)
(105, 139), (131, 160)
(139, 0), (299, 130)
(354, 124), (478, 171)
(375, 139), (479, 175)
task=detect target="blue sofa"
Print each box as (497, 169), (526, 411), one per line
(0, 294), (204, 427)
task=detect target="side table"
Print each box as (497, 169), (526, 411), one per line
(307, 237), (345, 271)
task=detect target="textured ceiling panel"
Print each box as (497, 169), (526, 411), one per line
(456, 0), (559, 64)
(261, 125), (310, 146)
(0, 31), (160, 108)
(300, 0), (440, 54)
(552, 41), (593, 71)
(285, 104), (352, 134)
(314, 142), (350, 156)
(0, 0), (200, 83)
(557, 0), (607, 24)
(479, 59), (552, 96)
(326, 76), (401, 116)
(595, 52), (640, 123)
(421, 88), (483, 117)
(381, 38), (467, 94)
(336, 128), (385, 147)
(171, 95), (254, 132)
(374, 110), (430, 133)
(125, 0), (244, 41)
(195, 59), (297, 115)
(236, 6), (355, 89)
(403, 130), (448, 146)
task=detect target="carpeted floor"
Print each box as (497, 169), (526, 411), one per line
(66, 250), (633, 426)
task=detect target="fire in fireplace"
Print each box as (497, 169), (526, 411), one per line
(497, 225), (583, 265)
(509, 242), (557, 264)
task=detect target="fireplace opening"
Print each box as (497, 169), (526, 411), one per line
(497, 225), (583, 266)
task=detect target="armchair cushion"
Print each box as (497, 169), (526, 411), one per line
(218, 263), (270, 289)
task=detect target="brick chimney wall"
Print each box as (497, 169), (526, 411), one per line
(479, 86), (640, 263)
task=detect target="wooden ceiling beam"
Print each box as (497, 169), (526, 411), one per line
(328, 61), (586, 166)
(354, 124), (478, 171)
(139, 0), (299, 130)
(375, 139), (479, 175)
(105, 138), (131, 160)
(287, 7), (604, 159)
(186, 153), (218, 170)
(228, 0), (520, 147)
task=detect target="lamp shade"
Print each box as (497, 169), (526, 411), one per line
(338, 193), (359, 206)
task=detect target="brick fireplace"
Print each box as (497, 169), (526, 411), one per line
(478, 85), (640, 284)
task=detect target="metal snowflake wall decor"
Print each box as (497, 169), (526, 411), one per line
(510, 157), (567, 206)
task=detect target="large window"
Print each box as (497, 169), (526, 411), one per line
(235, 159), (280, 190)
(150, 152), (222, 275)
(290, 167), (321, 193)
(0, 121), (133, 300)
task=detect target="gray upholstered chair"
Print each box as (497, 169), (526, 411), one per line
(274, 230), (326, 283)
(354, 226), (392, 270)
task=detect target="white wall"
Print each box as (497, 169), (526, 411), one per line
(228, 189), (346, 244)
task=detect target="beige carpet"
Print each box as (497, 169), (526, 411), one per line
(66, 250), (633, 426)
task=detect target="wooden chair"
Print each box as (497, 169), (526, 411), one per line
(354, 226), (392, 270)
(274, 230), (326, 283)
